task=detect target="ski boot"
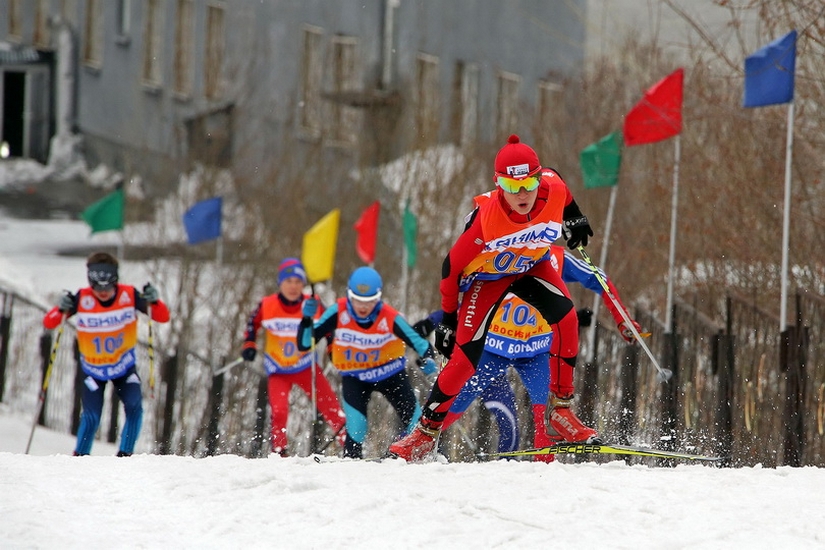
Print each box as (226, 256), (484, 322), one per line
(548, 394), (602, 444)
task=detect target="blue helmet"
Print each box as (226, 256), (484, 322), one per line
(347, 267), (383, 302)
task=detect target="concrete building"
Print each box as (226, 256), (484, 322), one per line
(0, 0), (587, 198)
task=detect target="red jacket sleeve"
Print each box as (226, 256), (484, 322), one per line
(600, 278), (631, 326)
(43, 307), (65, 329)
(439, 210), (485, 314)
(147, 300), (170, 323)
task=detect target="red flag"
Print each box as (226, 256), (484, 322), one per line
(354, 200), (380, 264)
(623, 68), (684, 146)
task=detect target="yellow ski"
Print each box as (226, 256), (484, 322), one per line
(478, 442), (722, 462)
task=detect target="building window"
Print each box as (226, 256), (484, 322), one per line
(142, 0), (164, 86)
(451, 61), (479, 148)
(82, 0), (103, 68)
(7, 0), (21, 41)
(536, 80), (562, 152)
(34, 0), (51, 48)
(116, 0), (131, 40)
(298, 26), (323, 138)
(61, 0), (78, 27)
(204, 5), (225, 100)
(174, 0), (194, 97)
(185, 105), (233, 167)
(496, 71), (521, 142)
(328, 35), (359, 146)
(415, 53), (440, 147)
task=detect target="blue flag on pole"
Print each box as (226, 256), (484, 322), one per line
(183, 196), (222, 244)
(743, 30), (797, 108)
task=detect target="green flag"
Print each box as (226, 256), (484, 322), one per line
(403, 200), (417, 269)
(580, 131), (623, 189)
(81, 188), (124, 234)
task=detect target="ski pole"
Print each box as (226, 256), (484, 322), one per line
(147, 302), (156, 399)
(453, 420), (479, 454)
(309, 284), (319, 454)
(25, 314), (66, 454)
(316, 425), (345, 454)
(214, 356), (244, 376)
(576, 246), (673, 383)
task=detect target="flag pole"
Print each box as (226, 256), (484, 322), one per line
(664, 135), (681, 334)
(779, 101), (795, 331)
(587, 185), (617, 362)
(400, 244), (409, 315)
(399, 189), (411, 316)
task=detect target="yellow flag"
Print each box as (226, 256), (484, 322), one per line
(301, 208), (340, 283)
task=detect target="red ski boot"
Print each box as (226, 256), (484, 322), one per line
(532, 404), (555, 463)
(389, 420), (441, 462)
(548, 394), (601, 444)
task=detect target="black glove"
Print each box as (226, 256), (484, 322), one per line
(562, 199), (593, 249)
(576, 307), (593, 327)
(412, 318), (435, 338)
(242, 347), (257, 362)
(563, 216), (593, 249)
(141, 283), (159, 304)
(58, 292), (77, 313)
(435, 311), (458, 357)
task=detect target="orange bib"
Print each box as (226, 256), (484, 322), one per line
(259, 294), (317, 374)
(74, 286), (139, 380)
(330, 298), (407, 382)
(460, 176), (566, 290)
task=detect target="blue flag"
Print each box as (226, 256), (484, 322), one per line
(183, 196), (222, 244)
(743, 30), (796, 108)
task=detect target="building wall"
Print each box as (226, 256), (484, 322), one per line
(1, 0), (587, 197)
(586, 0), (759, 62)
(391, 0), (586, 145)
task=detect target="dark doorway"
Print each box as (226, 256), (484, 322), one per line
(2, 71), (25, 157)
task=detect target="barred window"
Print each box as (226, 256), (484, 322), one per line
(8, 0), (22, 41)
(142, 0), (164, 86)
(34, 0), (51, 48)
(536, 80), (562, 152)
(452, 61), (479, 148)
(328, 35), (359, 146)
(174, 0), (194, 96)
(298, 26), (323, 138)
(116, 0), (132, 39)
(82, 0), (104, 68)
(204, 4), (225, 99)
(496, 71), (521, 143)
(415, 53), (440, 147)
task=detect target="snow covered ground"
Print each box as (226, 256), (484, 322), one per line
(2, 407), (825, 549)
(1, 193), (824, 549)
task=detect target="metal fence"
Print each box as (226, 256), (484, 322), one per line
(560, 291), (824, 467)
(0, 290), (162, 453)
(2, 286), (823, 466)
(0, 288), (355, 458)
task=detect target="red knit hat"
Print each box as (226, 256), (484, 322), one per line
(494, 134), (541, 179)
